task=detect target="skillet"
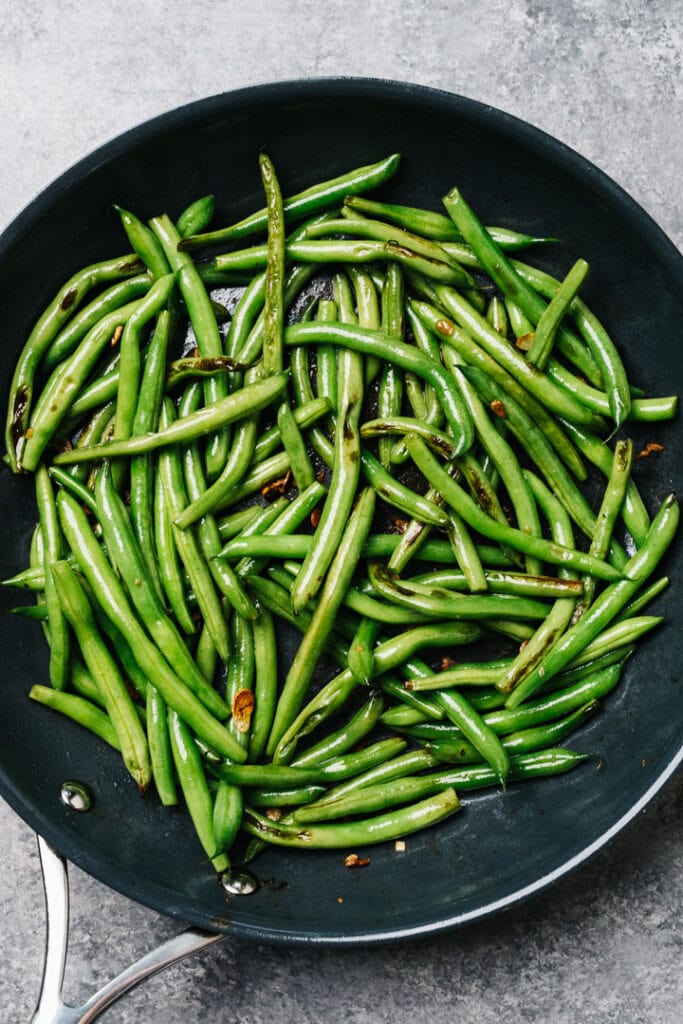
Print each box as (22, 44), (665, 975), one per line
(0, 79), (681, 952)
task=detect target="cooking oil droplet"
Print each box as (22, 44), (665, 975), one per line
(220, 870), (258, 896)
(60, 781), (92, 812)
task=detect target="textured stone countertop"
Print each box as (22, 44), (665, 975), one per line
(1, 3), (681, 1022)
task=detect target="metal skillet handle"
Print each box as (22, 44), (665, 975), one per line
(32, 835), (224, 1024)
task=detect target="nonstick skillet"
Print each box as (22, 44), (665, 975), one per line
(0, 79), (681, 993)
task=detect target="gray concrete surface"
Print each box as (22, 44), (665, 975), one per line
(1, 1), (681, 1021)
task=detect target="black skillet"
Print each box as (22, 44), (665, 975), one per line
(1, 80), (681, 961)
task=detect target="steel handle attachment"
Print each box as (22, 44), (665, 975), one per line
(32, 835), (224, 1024)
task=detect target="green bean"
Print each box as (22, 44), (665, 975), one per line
(387, 485), (444, 576)
(115, 206), (170, 278)
(347, 264), (381, 383)
(35, 466), (70, 690)
(164, 355), (238, 391)
(154, 468), (196, 635)
(348, 616), (381, 683)
(195, 621), (218, 684)
(392, 308), (444, 466)
(486, 295), (509, 337)
(276, 401), (315, 490)
(6, 253), (143, 471)
(579, 440), (633, 618)
(268, 488), (376, 757)
(29, 685), (121, 750)
(361, 447), (452, 525)
(405, 658), (514, 691)
(215, 505), (262, 543)
(176, 194), (215, 238)
(437, 689), (509, 783)
(52, 374), (287, 465)
(405, 435), (621, 580)
(88, 608), (149, 700)
(259, 153), (286, 375)
(178, 384), (258, 621)
(245, 574), (350, 673)
(69, 657), (106, 706)
(380, 705), (431, 728)
(51, 561), (151, 792)
(526, 259), (590, 368)
(220, 740), (409, 790)
(408, 685), (609, 743)
(235, 260), (321, 367)
(218, 533), (507, 566)
(308, 215), (475, 280)
(410, 568), (584, 600)
(367, 562), (551, 621)
(453, 451), (514, 544)
(56, 491), (246, 760)
(129, 308), (176, 601)
(343, 196), (557, 248)
(285, 321), (474, 455)
(289, 340), (364, 616)
(247, 785), (326, 808)
(377, 264), (406, 467)
(147, 686), (178, 806)
(225, 611), (254, 746)
(64, 401), (115, 484)
(333, 270), (358, 326)
(181, 153), (401, 248)
(310, 749), (440, 807)
(292, 691), (385, 769)
(619, 577), (669, 618)
(569, 616), (662, 666)
(213, 780), (243, 858)
(316, 298), (340, 422)
(150, 213), (231, 478)
(506, 298), (535, 342)
(212, 456), (294, 514)
(7, 603), (49, 620)
(506, 493), (679, 708)
(168, 708), (229, 872)
(248, 607), (278, 762)
(242, 789), (459, 849)
(486, 663), (623, 734)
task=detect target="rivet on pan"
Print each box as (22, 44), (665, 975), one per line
(220, 870), (259, 896)
(60, 781), (92, 812)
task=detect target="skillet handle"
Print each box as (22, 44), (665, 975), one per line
(32, 835), (224, 1024)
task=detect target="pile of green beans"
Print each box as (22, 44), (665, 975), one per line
(4, 151), (678, 881)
